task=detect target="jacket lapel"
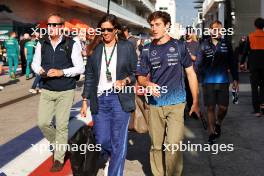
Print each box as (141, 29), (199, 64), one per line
(116, 42), (122, 80)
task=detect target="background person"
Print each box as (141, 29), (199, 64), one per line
(20, 33), (31, 76)
(241, 17), (264, 117)
(198, 20), (239, 144)
(24, 35), (37, 80)
(4, 32), (19, 80)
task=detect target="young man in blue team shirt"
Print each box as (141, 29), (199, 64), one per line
(137, 11), (200, 176)
(198, 20), (239, 144)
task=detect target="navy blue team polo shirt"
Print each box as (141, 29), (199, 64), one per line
(137, 38), (193, 106)
(197, 38), (239, 84)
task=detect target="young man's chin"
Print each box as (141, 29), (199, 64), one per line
(153, 36), (161, 40)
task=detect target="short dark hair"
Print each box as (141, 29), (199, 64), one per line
(97, 14), (120, 29)
(210, 20), (222, 28)
(147, 11), (171, 26)
(121, 25), (129, 32)
(254, 17), (264, 29)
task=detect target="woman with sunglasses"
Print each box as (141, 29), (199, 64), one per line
(80, 14), (137, 176)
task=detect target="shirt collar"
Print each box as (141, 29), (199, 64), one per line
(48, 35), (63, 43)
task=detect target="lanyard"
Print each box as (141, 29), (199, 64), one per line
(103, 42), (117, 70)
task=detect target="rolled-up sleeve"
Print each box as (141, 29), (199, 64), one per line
(31, 42), (42, 74)
(63, 42), (85, 77)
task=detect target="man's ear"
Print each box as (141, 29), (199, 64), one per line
(165, 22), (171, 32)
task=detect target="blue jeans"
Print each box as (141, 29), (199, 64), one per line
(93, 92), (130, 176)
(31, 75), (43, 89)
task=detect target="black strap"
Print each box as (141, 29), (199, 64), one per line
(103, 42), (117, 72)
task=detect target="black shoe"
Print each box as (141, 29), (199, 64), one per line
(50, 160), (64, 172)
(208, 134), (216, 145)
(215, 124), (221, 138)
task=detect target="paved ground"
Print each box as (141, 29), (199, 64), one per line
(0, 73), (83, 145)
(0, 72), (264, 176)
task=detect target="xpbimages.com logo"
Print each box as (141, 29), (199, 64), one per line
(182, 27), (234, 37)
(31, 25), (103, 37)
(97, 85), (168, 96)
(31, 142), (102, 155)
(163, 141), (234, 155)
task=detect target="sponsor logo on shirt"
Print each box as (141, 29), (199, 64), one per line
(151, 50), (157, 56)
(169, 47), (176, 53)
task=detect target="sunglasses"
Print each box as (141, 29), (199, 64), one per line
(101, 28), (115, 33)
(47, 23), (63, 27)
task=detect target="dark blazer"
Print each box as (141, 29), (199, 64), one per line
(82, 39), (137, 114)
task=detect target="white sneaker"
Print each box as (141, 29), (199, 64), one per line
(104, 160), (110, 176)
(38, 89), (42, 93)
(29, 89), (37, 94)
(0, 86), (4, 90)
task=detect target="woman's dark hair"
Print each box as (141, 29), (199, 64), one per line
(147, 11), (171, 26)
(97, 14), (120, 29)
(254, 17), (264, 29)
(86, 35), (102, 57)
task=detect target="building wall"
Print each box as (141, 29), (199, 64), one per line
(261, 0), (264, 18)
(0, 0), (100, 27)
(203, 3), (219, 28)
(0, 0), (151, 36)
(123, 0), (136, 14)
(232, 0), (261, 47)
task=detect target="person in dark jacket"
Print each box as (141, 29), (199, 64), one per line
(20, 33), (30, 75)
(198, 20), (239, 144)
(241, 17), (264, 117)
(80, 14), (137, 176)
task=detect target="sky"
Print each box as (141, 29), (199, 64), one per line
(176, 0), (198, 27)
